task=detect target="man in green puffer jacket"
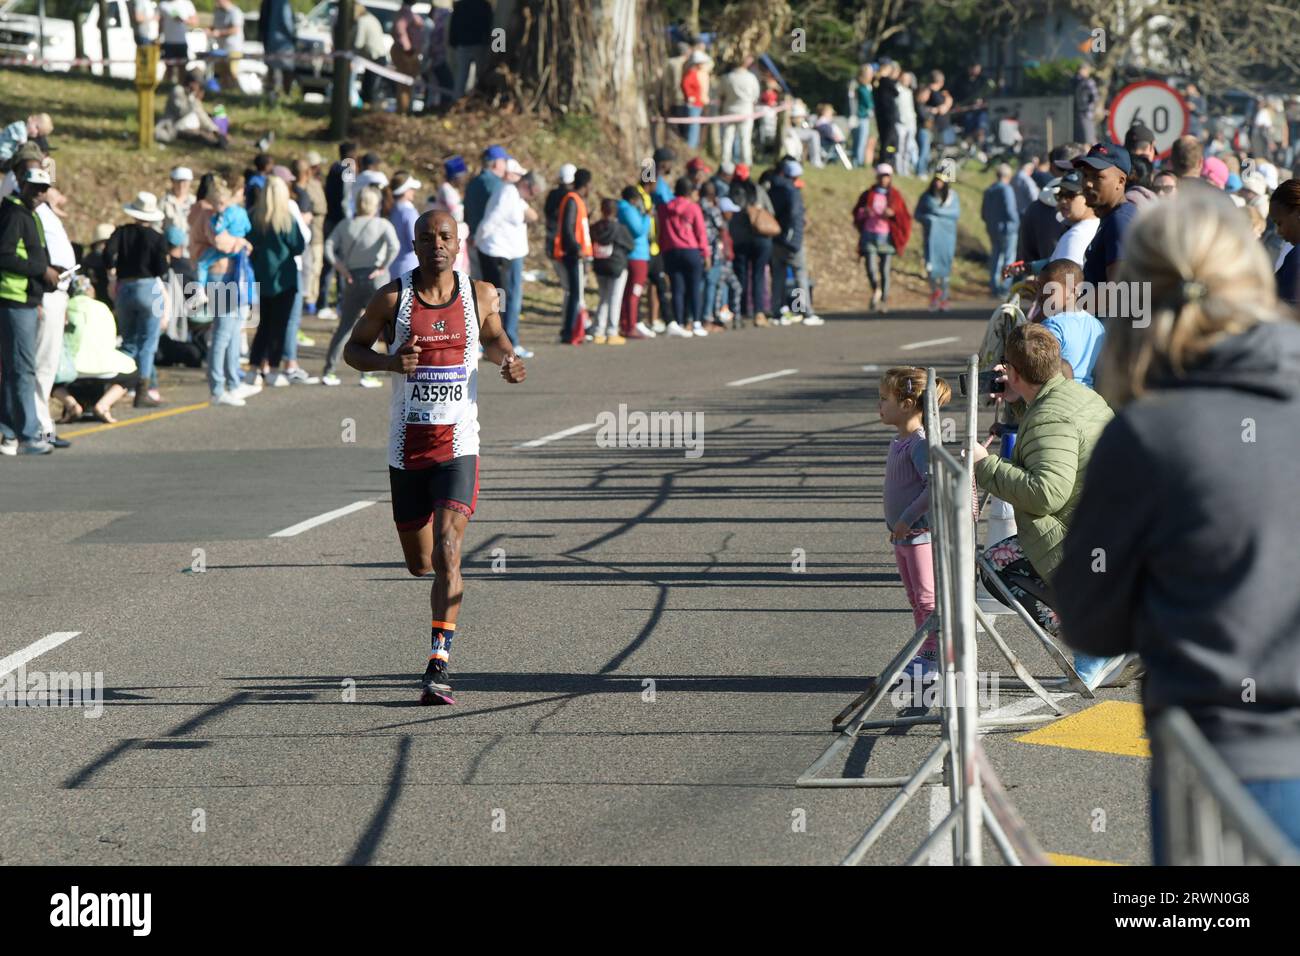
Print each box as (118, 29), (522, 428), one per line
(968, 323), (1127, 690)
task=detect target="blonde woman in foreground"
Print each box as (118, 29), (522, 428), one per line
(1054, 188), (1300, 860)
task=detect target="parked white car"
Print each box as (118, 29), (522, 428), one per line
(0, 0), (259, 89)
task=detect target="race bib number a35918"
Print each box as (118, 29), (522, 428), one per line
(405, 365), (468, 425)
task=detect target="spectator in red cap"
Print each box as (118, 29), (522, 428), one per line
(735, 163), (750, 182)
(686, 157), (711, 190)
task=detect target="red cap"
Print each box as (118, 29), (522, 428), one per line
(686, 157), (711, 175)
(735, 163), (750, 181)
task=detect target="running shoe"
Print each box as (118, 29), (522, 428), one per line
(243, 370), (264, 387)
(651, 319), (667, 333)
(296, 331), (316, 347)
(717, 305), (734, 324)
(593, 334), (608, 345)
(803, 314), (825, 326)
(212, 392), (246, 407)
(514, 346), (535, 359)
(359, 374), (383, 388)
(0, 437), (15, 456)
(666, 322), (692, 338)
(235, 381), (262, 399)
(754, 312), (770, 327)
(691, 322), (709, 337)
(605, 333), (627, 345)
(625, 328), (648, 339)
(890, 649), (940, 691)
(286, 367), (320, 384)
(419, 661), (456, 706)
(268, 371), (291, 388)
(635, 321), (657, 338)
(318, 307), (339, 321)
(321, 373), (342, 386)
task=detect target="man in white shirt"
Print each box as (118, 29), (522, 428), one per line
(475, 164), (539, 356)
(158, 0), (198, 81)
(33, 194), (76, 448)
(719, 56), (761, 166)
(132, 0), (160, 45)
(207, 0), (245, 90)
(349, 153), (388, 216)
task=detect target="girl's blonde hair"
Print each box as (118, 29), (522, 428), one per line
(880, 366), (951, 409)
(1102, 189), (1281, 408)
(253, 175), (294, 235)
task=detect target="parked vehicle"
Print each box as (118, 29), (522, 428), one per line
(293, 0), (428, 94)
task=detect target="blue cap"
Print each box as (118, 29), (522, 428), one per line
(1073, 142), (1132, 176)
(483, 145), (509, 162)
(444, 155), (467, 178)
(165, 225), (186, 248)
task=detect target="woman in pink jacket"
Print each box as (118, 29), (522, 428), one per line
(657, 176), (711, 337)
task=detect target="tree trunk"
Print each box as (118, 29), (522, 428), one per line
(97, 0), (111, 77)
(503, 0), (665, 160)
(73, 10), (87, 72)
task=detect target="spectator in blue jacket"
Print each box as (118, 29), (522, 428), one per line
(617, 186), (653, 338)
(652, 147), (676, 207)
(462, 145), (508, 279)
(258, 0), (295, 106)
(982, 163), (1019, 297)
(766, 159), (821, 325)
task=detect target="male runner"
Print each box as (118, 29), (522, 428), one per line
(344, 209), (526, 705)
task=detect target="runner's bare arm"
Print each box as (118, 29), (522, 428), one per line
(344, 280), (416, 374)
(474, 279), (526, 384)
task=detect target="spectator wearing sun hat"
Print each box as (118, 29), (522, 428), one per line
(388, 171), (424, 279)
(105, 192), (171, 407)
(162, 165), (195, 253)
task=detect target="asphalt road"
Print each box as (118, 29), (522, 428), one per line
(0, 306), (1151, 865)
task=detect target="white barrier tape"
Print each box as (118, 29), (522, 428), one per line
(0, 48), (415, 83)
(341, 51), (414, 86)
(661, 101), (790, 125)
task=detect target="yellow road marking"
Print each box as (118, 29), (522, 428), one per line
(61, 401), (211, 438)
(1016, 700), (1150, 758)
(1047, 852), (1124, 866)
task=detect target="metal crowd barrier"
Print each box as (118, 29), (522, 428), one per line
(1153, 708), (1300, 865)
(798, 357), (1066, 866)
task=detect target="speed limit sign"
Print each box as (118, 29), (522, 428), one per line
(1107, 80), (1189, 160)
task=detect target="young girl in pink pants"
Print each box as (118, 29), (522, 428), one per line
(878, 367), (952, 681)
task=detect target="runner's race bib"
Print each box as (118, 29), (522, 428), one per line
(405, 365), (468, 425)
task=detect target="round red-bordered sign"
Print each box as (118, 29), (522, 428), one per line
(1106, 80), (1190, 160)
